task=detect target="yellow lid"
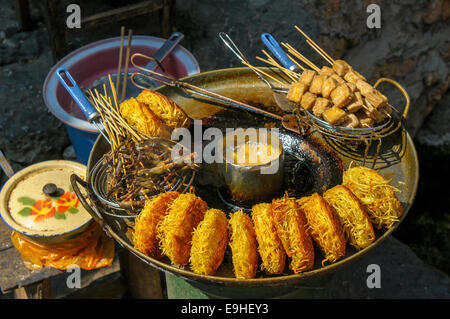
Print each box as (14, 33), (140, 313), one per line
(0, 160), (92, 240)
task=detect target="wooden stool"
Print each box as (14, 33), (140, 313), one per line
(42, 0), (175, 62)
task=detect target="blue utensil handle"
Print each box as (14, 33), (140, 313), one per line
(56, 68), (99, 122)
(261, 33), (298, 71)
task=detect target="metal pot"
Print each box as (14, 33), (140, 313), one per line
(72, 67), (419, 298)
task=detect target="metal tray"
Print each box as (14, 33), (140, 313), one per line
(71, 67), (419, 297)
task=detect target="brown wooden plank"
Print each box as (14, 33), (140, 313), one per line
(14, 278), (52, 299)
(160, 0), (175, 38)
(44, 0), (68, 62)
(119, 250), (163, 299)
(14, 0), (32, 31)
(0, 247), (60, 293)
(0, 219), (13, 251)
(80, 1), (163, 30)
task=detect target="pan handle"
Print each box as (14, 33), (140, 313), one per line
(56, 68), (99, 122)
(70, 173), (105, 227)
(261, 33), (300, 72)
(373, 77), (410, 120)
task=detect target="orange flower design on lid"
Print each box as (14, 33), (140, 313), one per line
(31, 199), (56, 222)
(56, 192), (80, 213)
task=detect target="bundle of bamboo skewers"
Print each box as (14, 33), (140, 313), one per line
(84, 27), (197, 210)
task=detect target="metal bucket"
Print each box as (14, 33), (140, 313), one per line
(72, 67), (419, 298)
(43, 36), (200, 164)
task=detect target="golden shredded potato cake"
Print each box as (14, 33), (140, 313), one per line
(343, 166), (403, 229)
(119, 97), (171, 138)
(297, 193), (346, 265)
(251, 203), (286, 274)
(272, 194), (315, 273)
(190, 209), (229, 275)
(228, 210), (259, 279)
(133, 191), (180, 259)
(136, 89), (191, 129)
(157, 193), (208, 266)
(323, 185), (375, 250)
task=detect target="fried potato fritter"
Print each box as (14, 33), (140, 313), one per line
(119, 97), (171, 138)
(272, 195), (315, 273)
(157, 193), (208, 266)
(297, 193), (346, 265)
(228, 210), (259, 279)
(323, 185), (375, 250)
(343, 166), (403, 229)
(190, 209), (229, 275)
(133, 191), (180, 259)
(136, 89), (191, 129)
(251, 203), (286, 274)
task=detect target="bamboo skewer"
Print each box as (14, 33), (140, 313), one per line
(281, 42), (320, 72)
(256, 55), (298, 83)
(258, 49), (300, 81)
(240, 60), (290, 88)
(294, 25), (334, 65)
(307, 40), (334, 66)
(115, 26), (126, 94)
(121, 29), (133, 102)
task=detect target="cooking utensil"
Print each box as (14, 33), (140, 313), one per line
(88, 32), (185, 101)
(219, 32), (296, 113)
(218, 129), (285, 208)
(131, 31), (184, 91)
(261, 33), (301, 73)
(56, 68), (112, 145)
(70, 67), (418, 298)
(130, 53), (303, 135)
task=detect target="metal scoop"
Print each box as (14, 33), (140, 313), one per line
(218, 32), (296, 113)
(56, 68), (112, 145)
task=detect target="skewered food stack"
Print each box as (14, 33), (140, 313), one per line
(297, 193), (346, 264)
(103, 136), (196, 209)
(157, 193), (208, 266)
(343, 166), (403, 229)
(190, 208), (229, 275)
(271, 194), (315, 273)
(287, 59), (390, 128)
(323, 185), (375, 250)
(228, 210), (259, 279)
(251, 203), (286, 274)
(133, 191), (180, 259)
